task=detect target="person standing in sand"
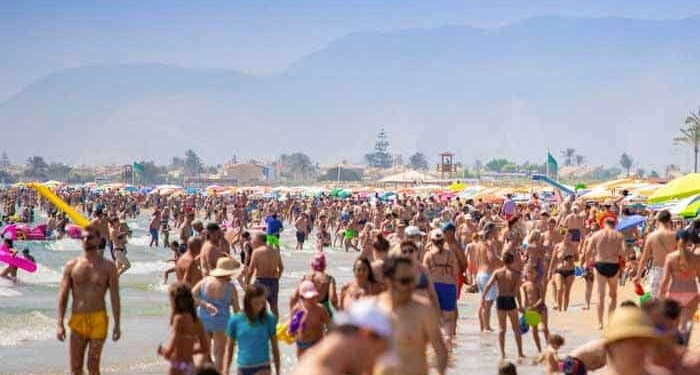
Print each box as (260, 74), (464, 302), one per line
(481, 252), (526, 361)
(245, 232), (284, 317)
(377, 255), (448, 375)
(176, 236), (204, 287)
(635, 210), (677, 298)
(658, 229), (700, 336)
(586, 217), (626, 329)
(56, 224), (121, 375)
(423, 228), (459, 346)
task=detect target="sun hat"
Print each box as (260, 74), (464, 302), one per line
(299, 280), (319, 299)
(209, 257), (240, 277)
(602, 306), (660, 344)
(429, 229), (444, 241)
(334, 298), (392, 339)
(404, 226), (425, 237)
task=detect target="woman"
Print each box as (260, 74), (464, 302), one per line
(289, 253), (339, 317)
(547, 230), (577, 311)
(396, 240), (440, 309)
(659, 229), (699, 335)
(370, 233), (391, 288)
(159, 282), (211, 375)
(339, 257), (382, 310)
(524, 230), (546, 289)
(193, 257), (240, 372)
(223, 284), (281, 375)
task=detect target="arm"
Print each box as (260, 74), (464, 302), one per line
(658, 255), (672, 297)
(108, 263), (121, 341)
(515, 276), (523, 311)
(222, 336), (236, 375)
(425, 306), (448, 375)
(635, 235), (653, 281)
(200, 250), (210, 277)
(56, 260), (75, 341)
(231, 286), (240, 313)
(271, 335), (281, 375)
(244, 252), (256, 286)
(328, 276), (339, 310)
(547, 247), (557, 280)
(289, 283), (301, 312)
(276, 251), (284, 278)
(159, 315), (185, 359)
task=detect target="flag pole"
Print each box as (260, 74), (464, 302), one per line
(546, 149), (550, 179)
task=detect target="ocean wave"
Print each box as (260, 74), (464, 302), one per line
(127, 261), (169, 275)
(44, 239), (81, 252)
(0, 311), (55, 346)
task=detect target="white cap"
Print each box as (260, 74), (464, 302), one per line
(334, 299), (392, 339)
(404, 226), (425, 237)
(429, 228), (444, 240)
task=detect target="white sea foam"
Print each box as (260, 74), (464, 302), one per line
(0, 311), (54, 346)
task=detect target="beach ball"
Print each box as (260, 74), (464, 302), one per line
(519, 315), (530, 334)
(639, 291), (652, 305)
(574, 266), (584, 277)
(524, 310), (542, 327)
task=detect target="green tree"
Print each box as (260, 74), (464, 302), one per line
(561, 148), (576, 166)
(485, 158), (512, 172)
(365, 129), (393, 168)
(134, 161), (166, 184)
(184, 149), (203, 177)
(0, 170), (16, 183)
(24, 156), (49, 180)
(619, 153), (634, 177)
(648, 170), (660, 178)
(170, 157), (185, 169)
(502, 163), (518, 173)
(0, 152), (9, 168)
(636, 168), (646, 178)
(280, 153), (315, 180)
(574, 154), (586, 166)
(319, 167), (362, 182)
(473, 160), (483, 178)
(674, 107), (700, 173)
(408, 152), (429, 170)
(46, 163), (72, 181)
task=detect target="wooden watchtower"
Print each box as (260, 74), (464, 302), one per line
(437, 152), (456, 179)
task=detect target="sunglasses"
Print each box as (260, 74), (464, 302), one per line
(395, 276), (416, 286)
(401, 248), (416, 254)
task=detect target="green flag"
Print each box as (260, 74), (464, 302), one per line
(132, 162), (144, 174)
(547, 152), (558, 177)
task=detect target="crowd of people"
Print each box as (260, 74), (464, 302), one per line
(1, 185), (700, 375)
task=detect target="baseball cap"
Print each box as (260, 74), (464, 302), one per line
(334, 299), (392, 339)
(299, 280), (319, 299)
(404, 226), (425, 237)
(441, 222), (456, 232)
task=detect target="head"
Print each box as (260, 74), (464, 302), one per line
(210, 257), (239, 280)
(80, 224), (101, 252)
(526, 266), (538, 282)
(549, 334), (565, 349)
(604, 217), (616, 229)
(205, 223), (222, 242)
(527, 230), (541, 245)
(482, 222), (497, 240)
(502, 251), (515, 266)
(656, 210), (671, 226)
(399, 240), (420, 262)
(333, 299), (392, 371)
(311, 252), (326, 272)
(441, 222), (456, 239)
(299, 280), (319, 305)
(429, 229), (445, 248)
(243, 284), (268, 323)
(382, 255), (416, 300)
(187, 236), (203, 255)
(372, 233), (390, 255)
(169, 281), (198, 324)
(498, 362), (517, 375)
(252, 232), (267, 247)
(192, 220), (204, 233)
(603, 306), (661, 368)
(353, 257), (376, 283)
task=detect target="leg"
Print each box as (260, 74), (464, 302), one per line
(497, 309), (507, 359)
(551, 277), (560, 310)
(531, 326), (542, 353)
(69, 332), (89, 375)
(607, 276), (618, 321)
(555, 274), (565, 311)
(212, 331), (227, 372)
(483, 300), (494, 332)
(563, 276), (575, 311)
(541, 309), (550, 342)
(86, 339), (105, 375)
(584, 278), (593, 310)
(508, 310), (525, 358)
(595, 272), (607, 329)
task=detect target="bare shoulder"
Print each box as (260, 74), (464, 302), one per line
(99, 257), (118, 273)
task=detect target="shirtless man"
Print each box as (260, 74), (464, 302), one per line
(586, 217), (626, 329)
(562, 205), (586, 247)
(149, 209), (161, 247)
(179, 211), (195, 249)
(200, 223), (233, 277)
(176, 236), (204, 286)
(56, 224), (121, 375)
(635, 210), (677, 297)
(481, 252), (526, 360)
(245, 232), (284, 317)
(423, 229), (460, 345)
(89, 208), (109, 258)
(561, 339), (607, 375)
(294, 213), (309, 250)
(476, 222), (501, 332)
(377, 256), (447, 375)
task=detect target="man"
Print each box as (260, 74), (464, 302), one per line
(586, 217), (626, 329)
(192, 219), (204, 237)
(265, 212), (283, 250)
(149, 209), (161, 247)
(89, 208), (109, 257)
(245, 232), (284, 317)
(501, 194), (516, 221)
(481, 252), (526, 360)
(644, 299), (700, 374)
(476, 222), (501, 332)
(200, 223), (233, 277)
(635, 210), (676, 297)
(422, 229), (459, 345)
(176, 236), (204, 286)
(562, 205), (586, 245)
(291, 299), (393, 375)
(377, 256), (447, 375)
(179, 211), (195, 249)
(56, 224), (121, 375)
(294, 212), (309, 250)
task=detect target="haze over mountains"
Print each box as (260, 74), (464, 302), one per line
(2, 16), (699, 170)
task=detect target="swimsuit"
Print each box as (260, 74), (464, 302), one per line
(197, 280), (234, 333)
(496, 296), (517, 311)
(476, 272), (498, 301)
(433, 282), (457, 312)
(557, 269), (575, 278)
(68, 310), (108, 340)
(238, 364), (271, 375)
(669, 291), (699, 307)
(255, 277), (279, 312)
(562, 356), (586, 375)
(295, 339), (320, 350)
(594, 262), (620, 278)
(296, 231), (306, 243)
(416, 271), (430, 289)
(646, 266), (664, 297)
(169, 360), (195, 375)
(570, 229), (581, 242)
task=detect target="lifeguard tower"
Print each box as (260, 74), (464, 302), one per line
(437, 152), (457, 179)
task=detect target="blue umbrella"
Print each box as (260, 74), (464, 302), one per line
(185, 187), (198, 194)
(615, 215), (646, 232)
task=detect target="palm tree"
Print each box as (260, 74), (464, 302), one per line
(619, 153), (634, 177)
(674, 107), (700, 173)
(574, 154), (586, 166)
(560, 148), (576, 166)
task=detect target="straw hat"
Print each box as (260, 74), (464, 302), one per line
(602, 307), (659, 344)
(209, 257), (240, 277)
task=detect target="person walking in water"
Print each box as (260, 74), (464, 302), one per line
(56, 224), (121, 375)
(245, 232), (284, 317)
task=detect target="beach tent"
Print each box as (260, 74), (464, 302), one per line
(648, 174), (700, 204)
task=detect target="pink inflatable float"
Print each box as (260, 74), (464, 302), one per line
(1, 223), (82, 241)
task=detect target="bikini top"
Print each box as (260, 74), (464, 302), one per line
(428, 251), (454, 275)
(416, 271), (430, 289)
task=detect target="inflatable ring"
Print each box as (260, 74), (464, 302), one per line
(15, 231), (26, 241)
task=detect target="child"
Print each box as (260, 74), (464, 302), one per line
(163, 241), (182, 284)
(161, 222), (171, 249)
(521, 266), (550, 352)
(535, 334), (565, 374)
(158, 282), (211, 375)
(315, 223), (331, 252)
(289, 280), (331, 357)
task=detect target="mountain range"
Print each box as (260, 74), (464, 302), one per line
(1, 15), (699, 170)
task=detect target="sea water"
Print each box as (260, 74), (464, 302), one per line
(0, 214), (592, 374)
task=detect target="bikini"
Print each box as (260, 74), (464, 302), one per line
(429, 253), (457, 312)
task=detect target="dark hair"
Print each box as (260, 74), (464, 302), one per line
(620, 300), (638, 308)
(498, 362), (517, 375)
(373, 233), (390, 253)
(502, 251), (515, 265)
(169, 282), (199, 325)
(206, 223), (221, 232)
(242, 231), (251, 240)
(657, 210), (672, 224)
(549, 334), (565, 347)
(354, 257), (377, 283)
(382, 255), (413, 279)
(399, 240), (418, 251)
(660, 298), (681, 320)
(243, 284), (268, 323)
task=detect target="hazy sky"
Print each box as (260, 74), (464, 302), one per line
(2, 0), (699, 101)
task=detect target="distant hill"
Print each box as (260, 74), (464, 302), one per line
(1, 16), (699, 169)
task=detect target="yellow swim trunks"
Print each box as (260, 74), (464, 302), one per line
(68, 310), (108, 340)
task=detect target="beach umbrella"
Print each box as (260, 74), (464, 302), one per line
(615, 215), (646, 231)
(679, 200), (700, 218)
(124, 185), (137, 193)
(648, 173), (700, 204)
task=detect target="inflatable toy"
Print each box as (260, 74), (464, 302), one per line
(0, 244), (37, 272)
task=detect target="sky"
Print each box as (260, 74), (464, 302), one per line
(2, 0), (699, 101)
